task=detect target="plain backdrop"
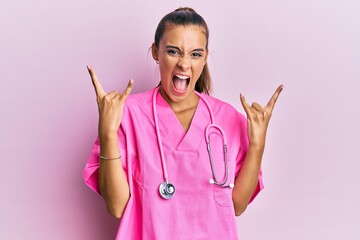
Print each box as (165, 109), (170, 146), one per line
(1, 0), (359, 239)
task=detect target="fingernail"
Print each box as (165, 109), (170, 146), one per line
(129, 79), (134, 84)
(87, 65), (91, 71)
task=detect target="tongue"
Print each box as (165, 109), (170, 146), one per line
(173, 77), (187, 92)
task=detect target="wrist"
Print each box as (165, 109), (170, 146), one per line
(98, 133), (120, 160)
(99, 131), (118, 141)
(248, 143), (265, 153)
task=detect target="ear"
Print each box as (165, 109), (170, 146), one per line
(151, 43), (158, 61)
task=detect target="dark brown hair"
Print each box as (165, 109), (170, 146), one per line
(154, 7), (212, 94)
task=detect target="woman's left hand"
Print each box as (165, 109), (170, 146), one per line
(240, 85), (284, 150)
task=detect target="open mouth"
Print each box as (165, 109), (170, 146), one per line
(172, 74), (190, 94)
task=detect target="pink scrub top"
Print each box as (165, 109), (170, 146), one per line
(83, 88), (263, 240)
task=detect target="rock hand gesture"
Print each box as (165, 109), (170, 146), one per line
(87, 65), (134, 138)
(240, 85), (284, 150)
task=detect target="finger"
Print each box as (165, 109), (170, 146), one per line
(121, 79), (134, 99)
(87, 65), (106, 98)
(266, 84), (284, 112)
(106, 91), (119, 100)
(251, 102), (265, 113)
(240, 93), (252, 116)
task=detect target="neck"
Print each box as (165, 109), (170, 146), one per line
(159, 87), (199, 113)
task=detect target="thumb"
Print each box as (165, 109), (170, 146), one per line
(122, 79), (134, 99)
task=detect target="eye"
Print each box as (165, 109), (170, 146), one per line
(191, 52), (203, 58)
(167, 49), (180, 56)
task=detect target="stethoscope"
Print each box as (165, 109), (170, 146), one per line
(153, 87), (234, 200)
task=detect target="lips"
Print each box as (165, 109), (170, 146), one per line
(172, 74), (190, 94)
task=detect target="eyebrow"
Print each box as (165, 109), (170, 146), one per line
(165, 45), (205, 52)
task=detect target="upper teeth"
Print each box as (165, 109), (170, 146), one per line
(175, 75), (189, 80)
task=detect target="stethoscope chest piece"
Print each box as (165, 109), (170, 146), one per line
(159, 181), (175, 199)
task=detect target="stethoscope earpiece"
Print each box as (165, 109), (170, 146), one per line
(159, 181), (175, 199)
(209, 179), (234, 188)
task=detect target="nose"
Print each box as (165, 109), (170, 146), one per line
(177, 56), (191, 70)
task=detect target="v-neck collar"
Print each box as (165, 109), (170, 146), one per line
(155, 88), (207, 151)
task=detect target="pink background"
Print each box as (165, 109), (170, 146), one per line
(1, 0), (359, 239)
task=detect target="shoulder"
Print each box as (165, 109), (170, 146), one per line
(125, 88), (154, 107)
(121, 88), (156, 123)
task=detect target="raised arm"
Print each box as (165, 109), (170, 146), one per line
(87, 65), (133, 218)
(232, 85), (284, 216)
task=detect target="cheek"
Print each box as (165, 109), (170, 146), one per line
(161, 58), (176, 74)
(193, 62), (205, 75)
(159, 63), (170, 76)
(159, 63), (174, 85)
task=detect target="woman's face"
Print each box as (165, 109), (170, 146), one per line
(153, 25), (208, 104)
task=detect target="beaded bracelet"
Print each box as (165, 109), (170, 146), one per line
(99, 155), (121, 160)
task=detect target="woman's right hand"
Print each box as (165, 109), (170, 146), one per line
(87, 65), (134, 138)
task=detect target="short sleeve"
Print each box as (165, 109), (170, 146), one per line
(234, 114), (264, 204)
(82, 126), (128, 195)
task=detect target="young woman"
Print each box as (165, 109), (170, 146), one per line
(83, 7), (283, 239)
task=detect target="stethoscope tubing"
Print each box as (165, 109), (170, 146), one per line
(153, 87), (233, 199)
(206, 126), (229, 186)
(196, 92), (232, 188)
(152, 87), (169, 182)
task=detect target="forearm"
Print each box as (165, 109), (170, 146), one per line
(98, 133), (130, 219)
(232, 144), (264, 216)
